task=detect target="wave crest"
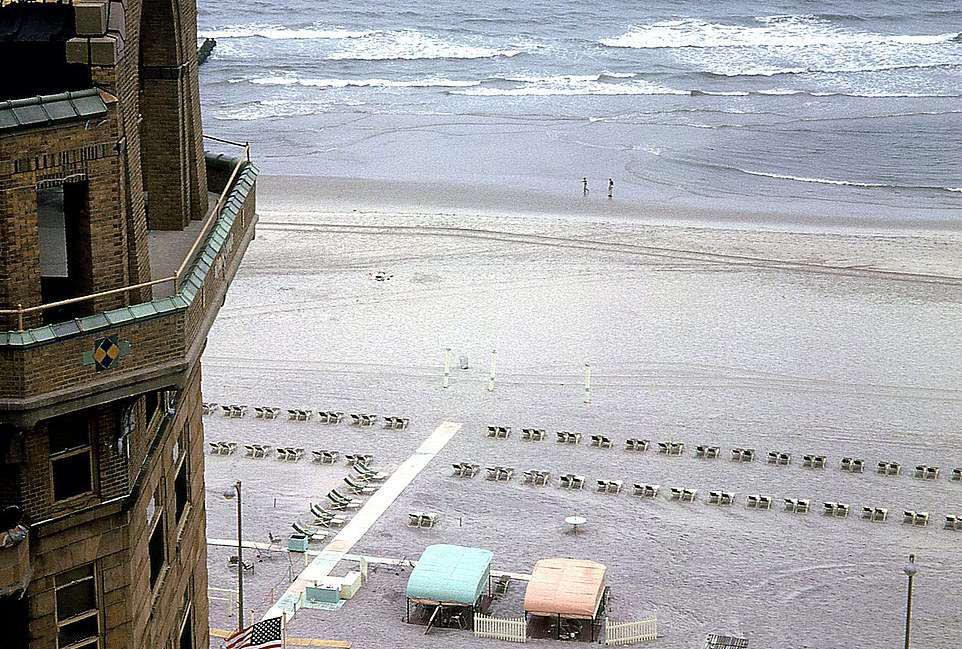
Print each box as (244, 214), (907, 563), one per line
(198, 25), (374, 40)
(600, 16), (960, 49)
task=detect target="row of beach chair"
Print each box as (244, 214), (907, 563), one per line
(209, 441), (237, 455)
(522, 428), (546, 441)
(408, 512), (440, 528)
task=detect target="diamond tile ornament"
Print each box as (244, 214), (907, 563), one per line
(82, 335), (130, 371)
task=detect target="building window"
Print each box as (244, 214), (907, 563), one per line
(145, 391), (160, 425)
(178, 585), (193, 649)
(36, 181), (94, 320)
(174, 458), (188, 523)
(48, 415), (93, 502)
(37, 186), (69, 278)
(148, 513), (166, 589)
(55, 564), (99, 649)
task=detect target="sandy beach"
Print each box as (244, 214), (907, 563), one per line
(202, 175), (962, 648)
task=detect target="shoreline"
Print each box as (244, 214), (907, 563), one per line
(258, 174), (962, 235)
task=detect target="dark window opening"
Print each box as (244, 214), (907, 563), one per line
(38, 182), (93, 322)
(48, 413), (93, 503)
(0, 594), (29, 647)
(149, 514), (166, 589)
(145, 391), (161, 424)
(0, 4), (90, 102)
(174, 460), (188, 522)
(178, 616), (193, 649)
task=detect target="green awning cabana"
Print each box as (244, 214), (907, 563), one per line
(406, 544), (493, 607)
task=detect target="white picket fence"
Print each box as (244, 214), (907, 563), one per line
(474, 613), (527, 643)
(604, 616), (658, 645)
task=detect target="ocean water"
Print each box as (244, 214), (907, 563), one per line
(197, 0), (962, 220)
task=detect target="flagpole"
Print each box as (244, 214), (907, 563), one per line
(282, 613), (287, 649)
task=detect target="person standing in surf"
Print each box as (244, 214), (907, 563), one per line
(582, 177), (589, 196)
(608, 178), (614, 198)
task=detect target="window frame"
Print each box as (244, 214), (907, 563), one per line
(48, 420), (94, 504)
(54, 563), (100, 649)
(148, 511), (167, 591)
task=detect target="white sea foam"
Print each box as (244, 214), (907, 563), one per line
(213, 99), (336, 121)
(250, 76), (481, 89)
(325, 30), (530, 60)
(726, 167), (962, 194)
(600, 16), (959, 49)
(199, 25), (374, 40)
(452, 75), (686, 97)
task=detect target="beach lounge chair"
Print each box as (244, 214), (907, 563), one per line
(291, 521), (328, 542)
(495, 575), (511, 596)
(496, 426), (511, 438)
(452, 463), (478, 478)
(327, 490), (362, 509)
(861, 507), (887, 522)
(731, 447), (755, 462)
(596, 480), (608, 492)
(209, 442), (222, 455)
(253, 444), (272, 458)
(951, 468), (962, 481)
(345, 453), (373, 466)
(681, 488), (697, 502)
(343, 476), (378, 494)
(350, 414), (362, 426)
(486, 466), (499, 480)
(360, 414), (378, 426)
(695, 445), (719, 459)
(487, 426), (499, 438)
(945, 515), (960, 530)
(903, 511), (929, 526)
(202, 402), (217, 415)
(669, 487), (682, 500)
(408, 512), (439, 528)
(497, 467), (514, 481)
(534, 471), (550, 486)
(217, 442), (236, 455)
(310, 504), (347, 526)
(254, 407), (265, 418)
(708, 491), (734, 505)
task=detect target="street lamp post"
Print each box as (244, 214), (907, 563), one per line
(903, 554), (917, 649)
(223, 481), (244, 629)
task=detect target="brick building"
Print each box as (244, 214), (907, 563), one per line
(0, 1), (257, 648)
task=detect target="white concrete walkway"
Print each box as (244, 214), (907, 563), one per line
(262, 420), (463, 621)
(207, 538), (531, 581)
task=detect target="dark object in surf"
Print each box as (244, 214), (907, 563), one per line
(197, 38), (217, 65)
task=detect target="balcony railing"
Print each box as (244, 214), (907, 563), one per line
(0, 137), (251, 333)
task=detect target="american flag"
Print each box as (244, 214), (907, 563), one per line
(223, 616), (284, 649)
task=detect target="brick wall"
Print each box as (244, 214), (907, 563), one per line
(0, 101), (132, 325)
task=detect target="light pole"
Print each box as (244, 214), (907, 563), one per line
(903, 553), (917, 649)
(223, 481), (244, 629)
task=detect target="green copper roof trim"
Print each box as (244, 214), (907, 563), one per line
(0, 162), (258, 348)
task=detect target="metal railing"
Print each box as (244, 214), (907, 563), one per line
(0, 137), (251, 331)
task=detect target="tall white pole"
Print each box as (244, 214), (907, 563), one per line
(442, 347), (451, 389)
(584, 362), (591, 404)
(488, 350), (497, 392)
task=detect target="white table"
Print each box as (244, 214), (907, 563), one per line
(565, 516), (587, 534)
